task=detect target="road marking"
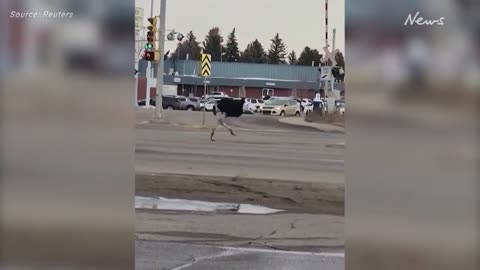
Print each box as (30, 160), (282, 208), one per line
(135, 148), (344, 165)
(165, 242), (344, 258)
(170, 250), (236, 270)
(220, 245), (345, 258)
(235, 128), (290, 132)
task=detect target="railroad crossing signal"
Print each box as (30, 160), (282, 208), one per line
(201, 53), (211, 77)
(321, 45), (338, 66)
(144, 17), (158, 61)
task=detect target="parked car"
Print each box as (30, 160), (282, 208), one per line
(201, 92), (229, 101)
(260, 98), (301, 117)
(176, 96), (200, 111)
(242, 102), (255, 114)
(244, 98), (264, 113)
(334, 99), (345, 114)
(137, 97), (154, 107)
(304, 103), (314, 114)
(335, 99), (345, 108)
(144, 95), (181, 110)
(199, 99), (217, 111)
(163, 95), (183, 110)
(186, 97), (201, 111)
(300, 98), (313, 111)
(338, 103), (345, 114)
(188, 97), (201, 103)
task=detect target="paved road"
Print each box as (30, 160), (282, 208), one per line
(136, 241), (344, 270)
(136, 111), (345, 183)
(135, 110), (345, 268)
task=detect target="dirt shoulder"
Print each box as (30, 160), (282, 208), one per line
(305, 112), (345, 128)
(136, 172), (344, 216)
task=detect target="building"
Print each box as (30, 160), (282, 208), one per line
(135, 7), (145, 62)
(135, 7), (144, 31)
(136, 59), (345, 101)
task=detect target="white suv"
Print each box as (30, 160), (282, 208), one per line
(301, 98), (313, 108)
(202, 92), (229, 101)
(244, 98), (264, 113)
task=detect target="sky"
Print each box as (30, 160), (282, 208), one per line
(136, 0), (345, 56)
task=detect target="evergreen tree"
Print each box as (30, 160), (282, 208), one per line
(297, 46), (322, 66)
(224, 28), (240, 62)
(332, 51), (346, 81)
(287, 50), (297, 65)
(202, 27), (225, 62)
(335, 51), (345, 68)
(240, 39), (267, 63)
(267, 33), (288, 64)
(172, 31), (201, 60)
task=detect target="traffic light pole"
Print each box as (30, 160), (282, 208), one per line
(150, 0), (154, 17)
(154, 0), (166, 119)
(202, 78), (207, 126)
(150, 0), (155, 79)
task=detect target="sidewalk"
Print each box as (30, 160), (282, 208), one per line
(136, 211), (344, 253)
(279, 117), (345, 133)
(136, 172), (344, 251)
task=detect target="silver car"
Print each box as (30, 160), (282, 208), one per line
(177, 96), (200, 111)
(186, 97), (201, 111)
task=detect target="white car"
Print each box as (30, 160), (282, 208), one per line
(304, 104), (314, 114)
(199, 100), (217, 111)
(242, 103), (255, 114)
(300, 98), (313, 110)
(337, 102), (345, 115)
(244, 98), (264, 113)
(201, 92), (229, 101)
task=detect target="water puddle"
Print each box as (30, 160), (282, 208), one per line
(135, 196), (283, 214)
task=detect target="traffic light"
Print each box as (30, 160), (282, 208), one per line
(144, 51), (155, 61)
(143, 17), (157, 61)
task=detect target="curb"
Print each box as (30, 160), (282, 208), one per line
(136, 172), (345, 216)
(139, 118), (214, 129)
(191, 124), (215, 129)
(149, 119), (169, 125)
(278, 118), (345, 133)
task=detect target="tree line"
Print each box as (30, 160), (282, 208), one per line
(169, 27), (345, 70)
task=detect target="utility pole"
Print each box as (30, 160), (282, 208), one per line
(154, 0), (167, 119)
(0, 0), (8, 75)
(332, 28), (336, 52)
(331, 28), (336, 94)
(202, 77), (207, 126)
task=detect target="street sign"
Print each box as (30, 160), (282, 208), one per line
(201, 53), (211, 77)
(320, 67), (332, 81)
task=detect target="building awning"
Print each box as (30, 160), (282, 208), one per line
(163, 75), (319, 90)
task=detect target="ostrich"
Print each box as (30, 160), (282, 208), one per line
(210, 98), (245, 141)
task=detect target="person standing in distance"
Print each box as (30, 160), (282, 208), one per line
(313, 91), (322, 110)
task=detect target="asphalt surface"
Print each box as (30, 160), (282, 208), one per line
(136, 241), (344, 270)
(135, 110), (345, 269)
(136, 111), (345, 183)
